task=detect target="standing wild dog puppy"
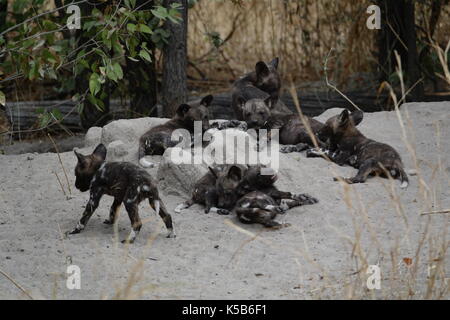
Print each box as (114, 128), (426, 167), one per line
(138, 95), (213, 168)
(69, 144), (175, 243)
(318, 109), (409, 188)
(231, 57), (291, 120)
(175, 165), (244, 215)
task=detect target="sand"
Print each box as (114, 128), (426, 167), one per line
(0, 102), (448, 299)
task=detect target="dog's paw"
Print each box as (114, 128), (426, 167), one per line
(68, 228), (81, 235)
(217, 209), (231, 215)
(121, 239), (135, 244)
(166, 229), (176, 238)
(280, 145), (295, 153)
(293, 193), (318, 204)
(306, 148), (326, 158)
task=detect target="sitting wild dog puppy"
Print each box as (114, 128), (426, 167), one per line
(236, 96), (325, 152)
(138, 95), (213, 168)
(174, 165), (244, 215)
(318, 109), (409, 188)
(69, 144), (175, 243)
(231, 57), (291, 121)
(237, 165), (318, 210)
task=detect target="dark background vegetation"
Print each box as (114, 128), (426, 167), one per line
(0, 0), (449, 142)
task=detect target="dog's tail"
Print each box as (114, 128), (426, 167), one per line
(391, 163), (409, 189)
(398, 167), (409, 189)
(138, 139), (155, 168)
(174, 199), (194, 213)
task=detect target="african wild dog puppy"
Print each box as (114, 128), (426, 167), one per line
(138, 95), (213, 168)
(306, 109), (364, 165)
(236, 95), (325, 152)
(318, 109), (409, 188)
(237, 165), (318, 210)
(234, 167), (318, 228)
(69, 144), (175, 243)
(231, 57), (291, 121)
(174, 165), (244, 215)
(235, 191), (289, 229)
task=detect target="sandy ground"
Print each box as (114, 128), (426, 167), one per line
(0, 102), (449, 300)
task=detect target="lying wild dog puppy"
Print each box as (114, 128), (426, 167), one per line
(231, 57), (291, 121)
(305, 109), (364, 164)
(237, 165), (318, 209)
(235, 96), (325, 152)
(235, 191), (289, 229)
(69, 144), (175, 243)
(174, 165), (244, 215)
(138, 95), (213, 168)
(235, 167), (318, 228)
(318, 109), (409, 188)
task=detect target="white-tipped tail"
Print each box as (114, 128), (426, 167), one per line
(400, 181), (409, 189)
(139, 157), (155, 168)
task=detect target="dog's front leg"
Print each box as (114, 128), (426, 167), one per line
(69, 188), (104, 234)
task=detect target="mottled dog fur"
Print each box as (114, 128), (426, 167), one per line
(69, 144), (175, 243)
(318, 109), (409, 188)
(231, 57), (291, 120)
(174, 165), (244, 215)
(175, 165), (318, 220)
(236, 96), (325, 151)
(138, 95), (213, 168)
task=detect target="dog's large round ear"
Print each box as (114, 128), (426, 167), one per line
(176, 104), (191, 117)
(338, 109), (350, 126)
(350, 110), (364, 126)
(264, 96), (273, 109)
(269, 57), (279, 70)
(200, 95), (214, 107)
(237, 96), (246, 107)
(227, 165), (243, 181)
(74, 149), (87, 167)
(93, 143), (107, 160)
(208, 166), (218, 179)
(255, 61), (270, 79)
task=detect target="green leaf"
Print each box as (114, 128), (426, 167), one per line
(138, 24), (153, 34)
(127, 23), (137, 33)
(113, 62), (123, 80)
(139, 50), (152, 62)
(89, 73), (101, 96)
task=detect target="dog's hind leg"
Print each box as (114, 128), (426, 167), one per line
(150, 199), (175, 238)
(123, 202), (142, 244)
(334, 159), (376, 184)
